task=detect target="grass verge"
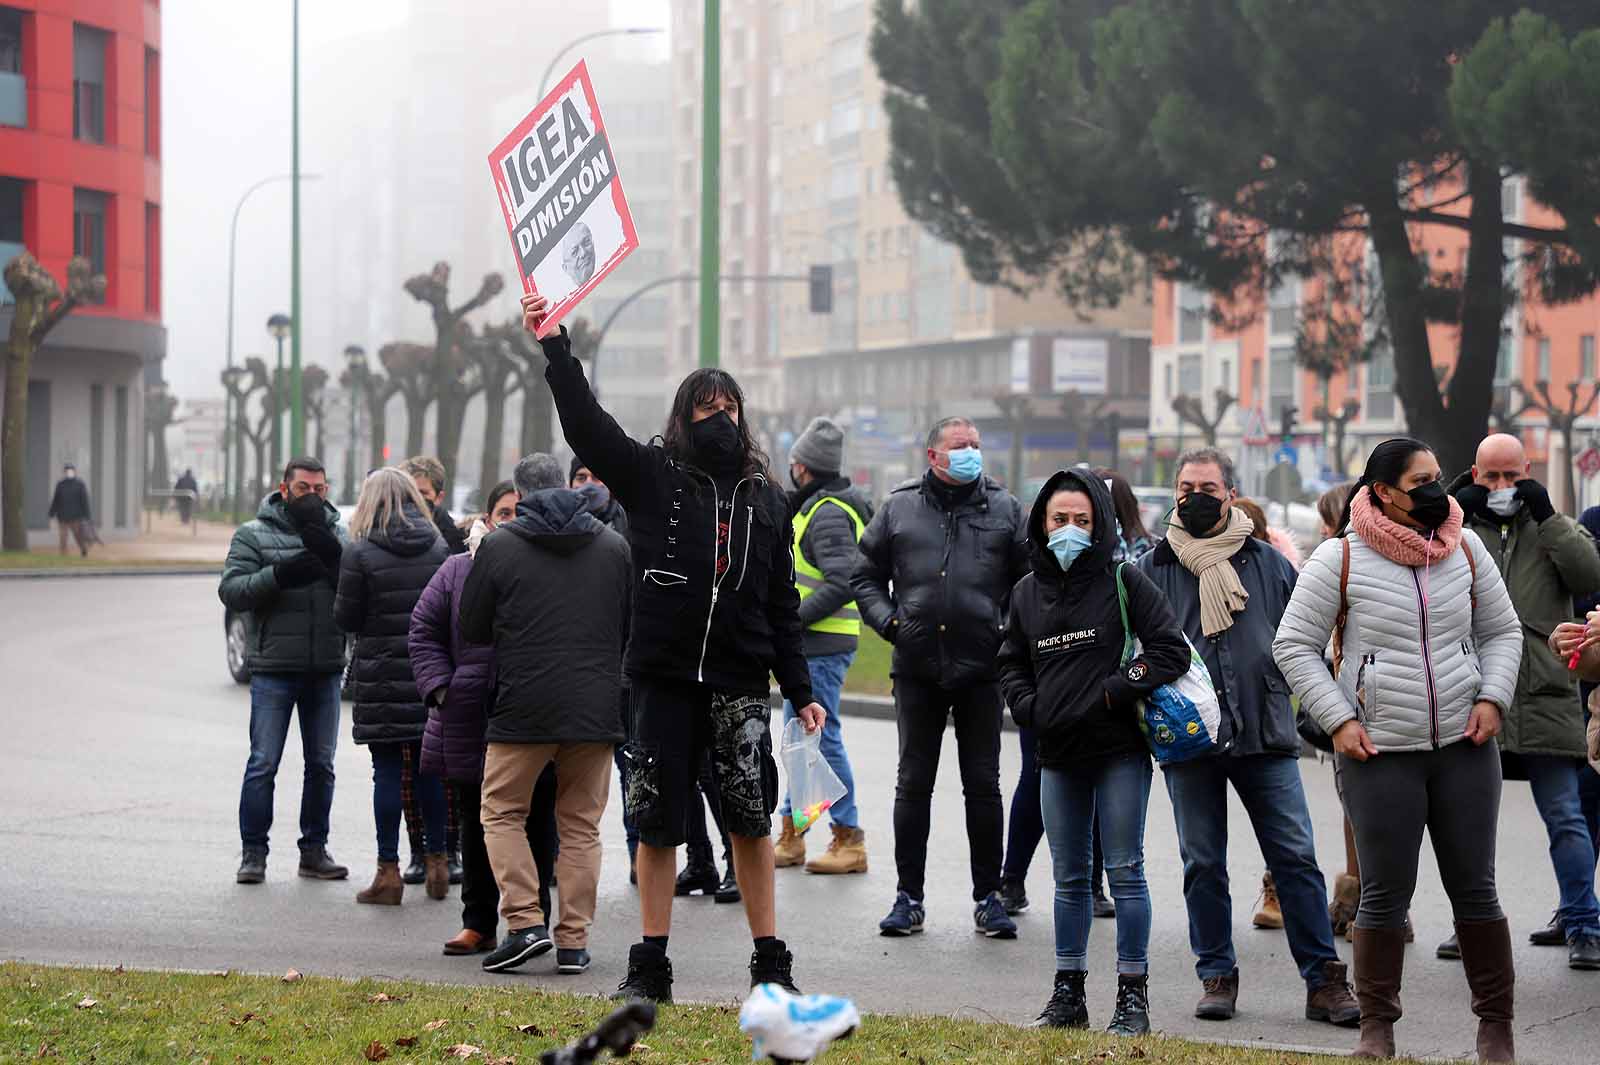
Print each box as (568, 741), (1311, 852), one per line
(843, 628), (892, 698)
(0, 552), (221, 571)
(0, 962), (1345, 1065)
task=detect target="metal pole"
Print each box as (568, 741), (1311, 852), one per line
(233, 389), (247, 519)
(698, 0), (720, 369)
(289, 0), (305, 457)
(272, 336), (285, 476)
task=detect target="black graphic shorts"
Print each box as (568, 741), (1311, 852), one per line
(622, 677), (779, 848)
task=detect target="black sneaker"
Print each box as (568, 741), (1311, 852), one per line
(674, 845), (720, 897)
(447, 853), (464, 886)
(1570, 934), (1600, 971)
(715, 865), (742, 905)
(557, 948), (592, 975)
(297, 847), (348, 880)
(1107, 975), (1151, 1037)
(1436, 933), (1461, 960)
(974, 891), (1018, 939)
(615, 943), (673, 1004)
(236, 850), (267, 884)
(481, 926), (553, 973)
(999, 878), (1030, 916)
(879, 891), (925, 937)
(1030, 970), (1089, 1029)
(1532, 911), (1567, 947)
(750, 939), (800, 994)
(402, 857), (426, 886)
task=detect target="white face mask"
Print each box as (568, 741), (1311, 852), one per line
(1486, 487), (1522, 518)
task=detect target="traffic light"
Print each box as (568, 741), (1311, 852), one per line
(808, 264), (833, 314)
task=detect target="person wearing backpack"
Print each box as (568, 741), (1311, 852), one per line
(997, 469), (1190, 1036)
(1273, 437), (1523, 1063)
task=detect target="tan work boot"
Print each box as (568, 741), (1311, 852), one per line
(1253, 872), (1284, 930)
(1329, 873), (1361, 936)
(774, 819), (806, 868)
(424, 852), (450, 900)
(356, 861), (403, 905)
(805, 825), (867, 875)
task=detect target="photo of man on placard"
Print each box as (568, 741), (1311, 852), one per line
(562, 222), (597, 287)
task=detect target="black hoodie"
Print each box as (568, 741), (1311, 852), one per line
(459, 488), (632, 744)
(996, 470), (1190, 769)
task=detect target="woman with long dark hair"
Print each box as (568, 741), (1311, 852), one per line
(1273, 438), (1522, 1062)
(1102, 470), (1154, 563)
(523, 293), (824, 1003)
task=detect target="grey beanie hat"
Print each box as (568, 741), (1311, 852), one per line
(789, 416), (844, 476)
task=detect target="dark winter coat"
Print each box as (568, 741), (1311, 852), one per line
(334, 506), (448, 744)
(1136, 534), (1303, 759)
(852, 470), (1029, 688)
(791, 476), (875, 658)
(435, 506), (469, 556)
(410, 552), (495, 780)
(542, 329), (815, 708)
(48, 477), (92, 522)
(997, 471), (1190, 769)
(218, 493), (348, 675)
(459, 488), (632, 744)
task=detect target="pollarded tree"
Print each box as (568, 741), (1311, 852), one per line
(302, 365), (330, 460)
(873, 1), (1600, 476)
(145, 383), (182, 495)
(461, 323), (521, 505)
(379, 341), (435, 459)
(404, 262), (504, 494)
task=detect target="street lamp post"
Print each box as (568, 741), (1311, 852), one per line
(343, 344), (367, 506)
(700, 0), (720, 369)
(537, 27), (663, 97)
(290, 0), (305, 458)
(221, 366), (250, 522)
(267, 313), (292, 476)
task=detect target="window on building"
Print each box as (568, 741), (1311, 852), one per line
(898, 226), (911, 256)
(73, 188), (108, 279)
(144, 202), (159, 313)
(865, 234), (876, 261)
(0, 175), (21, 303)
(1163, 363), (1174, 401)
(1268, 345), (1297, 423)
(1250, 357), (1262, 400)
(728, 144), (745, 180)
(897, 293), (909, 321)
(1583, 335), (1597, 381)
(1367, 347), (1396, 421)
(729, 317), (745, 356)
(1494, 331), (1515, 383)
(829, 96), (861, 138)
(974, 284), (987, 313)
(1177, 283), (1206, 343)
(73, 23), (109, 144)
(1177, 353), (1203, 397)
(143, 47), (159, 156)
(730, 85), (746, 122)
(864, 167), (874, 196)
(1537, 338), (1551, 382)
(0, 7), (24, 129)
(1267, 277), (1298, 336)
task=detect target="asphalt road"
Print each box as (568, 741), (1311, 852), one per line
(4, 575), (1598, 1063)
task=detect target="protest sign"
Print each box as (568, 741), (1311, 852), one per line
(488, 60), (638, 338)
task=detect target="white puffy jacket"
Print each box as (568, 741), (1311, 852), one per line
(1272, 529), (1521, 753)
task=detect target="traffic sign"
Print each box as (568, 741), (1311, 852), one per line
(1242, 407), (1270, 446)
(1577, 446), (1600, 479)
(1274, 445), (1298, 467)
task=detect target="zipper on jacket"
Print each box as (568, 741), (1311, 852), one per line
(1409, 568), (1441, 748)
(734, 505), (754, 591)
(694, 475), (752, 683)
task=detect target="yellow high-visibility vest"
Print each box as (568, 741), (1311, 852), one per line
(793, 494), (866, 636)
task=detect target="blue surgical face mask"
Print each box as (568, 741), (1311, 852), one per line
(944, 447), (983, 484)
(1047, 524), (1093, 571)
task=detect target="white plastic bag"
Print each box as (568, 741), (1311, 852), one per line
(741, 983), (859, 1063)
(780, 718), (846, 835)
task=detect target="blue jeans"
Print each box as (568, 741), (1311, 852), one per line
(239, 672), (341, 855)
(781, 651), (859, 829)
(1164, 753), (1340, 987)
(370, 741), (446, 863)
(1041, 754), (1153, 975)
(1525, 754), (1600, 940)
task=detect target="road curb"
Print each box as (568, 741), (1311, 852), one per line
(0, 565), (222, 580)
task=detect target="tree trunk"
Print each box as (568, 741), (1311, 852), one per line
(149, 424), (171, 497)
(521, 372), (553, 456)
(367, 388), (390, 470)
(1563, 421), (1578, 517)
(434, 384), (465, 496)
(251, 437), (269, 501)
(2, 309), (43, 551)
(1442, 160), (1508, 481)
(404, 392), (428, 458)
(477, 375), (514, 507)
(1367, 195), (1447, 457)
(313, 410), (326, 461)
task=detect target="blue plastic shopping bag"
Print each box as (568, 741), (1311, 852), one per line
(1113, 564), (1222, 765)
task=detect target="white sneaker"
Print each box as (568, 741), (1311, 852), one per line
(740, 984), (859, 1062)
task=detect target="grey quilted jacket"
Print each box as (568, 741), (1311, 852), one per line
(1272, 529), (1522, 752)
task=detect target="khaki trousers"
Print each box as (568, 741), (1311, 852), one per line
(481, 741), (612, 947)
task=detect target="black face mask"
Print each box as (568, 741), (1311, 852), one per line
(689, 411), (742, 472)
(1177, 492), (1226, 537)
(1397, 479), (1451, 531)
(285, 492), (325, 528)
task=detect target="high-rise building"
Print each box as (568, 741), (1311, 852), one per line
(0, 0), (165, 542)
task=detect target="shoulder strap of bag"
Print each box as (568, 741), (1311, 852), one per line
(1113, 563), (1136, 666)
(1332, 537), (1351, 679)
(1464, 537), (1477, 610)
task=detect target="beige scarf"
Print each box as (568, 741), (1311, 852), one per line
(1166, 506), (1253, 637)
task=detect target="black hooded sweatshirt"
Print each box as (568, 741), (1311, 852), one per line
(459, 487), (631, 744)
(996, 470), (1190, 769)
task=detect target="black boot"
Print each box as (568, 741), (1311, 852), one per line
(750, 939), (800, 994)
(615, 942), (674, 1004)
(1107, 975), (1150, 1037)
(402, 855), (426, 886)
(236, 849), (267, 884)
(297, 846), (348, 880)
(1030, 970), (1089, 1029)
(675, 842), (720, 897)
(715, 855), (742, 904)
(447, 850), (464, 886)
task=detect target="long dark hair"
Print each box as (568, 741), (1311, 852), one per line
(484, 479), (517, 515)
(1098, 469), (1150, 546)
(1336, 437), (1434, 536)
(660, 368), (771, 479)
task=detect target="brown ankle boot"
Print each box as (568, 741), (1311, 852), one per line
(774, 819), (806, 868)
(1351, 926), (1406, 1058)
(805, 825), (868, 875)
(356, 861), (403, 905)
(1329, 874), (1361, 936)
(424, 852), (450, 900)
(1455, 918), (1515, 1063)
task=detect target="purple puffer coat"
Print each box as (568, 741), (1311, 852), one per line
(410, 551), (495, 781)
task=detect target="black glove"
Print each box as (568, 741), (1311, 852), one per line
(274, 551), (326, 589)
(1515, 478), (1555, 524)
(284, 492), (327, 529)
(1455, 483), (1490, 520)
(300, 522), (343, 570)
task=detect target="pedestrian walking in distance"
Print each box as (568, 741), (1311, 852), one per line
(1274, 437), (1522, 1063)
(175, 468), (198, 524)
(218, 457), (349, 885)
(335, 468), (450, 906)
(999, 470), (1189, 1036)
(1137, 449), (1359, 1028)
(852, 416), (1028, 940)
(458, 454), (632, 978)
(525, 290), (827, 1005)
(47, 463), (92, 557)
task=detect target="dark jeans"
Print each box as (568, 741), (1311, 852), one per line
(1003, 727), (1104, 889)
(403, 746), (461, 859)
(1164, 752), (1341, 986)
(1341, 738), (1504, 930)
(370, 741), (446, 863)
(686, 757), (733, 859)
(453, 778), (552, 937)
(239, 672), (341, 855)
(1525, 754), (1600, 940)
(893, 677), (1004, 902)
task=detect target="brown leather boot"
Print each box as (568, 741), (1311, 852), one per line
(1455, 918), (1515, 1064)
(1351, 926), (1406, 1059)
(774, 820), (806, 868)
(356, 861), (403, 905)
(805, 825), (868, 875)
(424, 852), (450, 900)
(443, 929), (497, 956)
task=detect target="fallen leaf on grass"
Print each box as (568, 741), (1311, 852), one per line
(512, 1024), (542, 1036)
(33, 1042), (56, 1059)
(445, 1046), (482, 1059)
(423, 1019), (449, 1032)
(362, 1041), (389, 1062)
(367, 992), (408, 1004)
(280, 969), (302, 984)
(395, 1036), (418, 1047)
(486, 1056), (516, 1065)
(74, 998), (97, 1010)
(228, 1012), (256, 1028)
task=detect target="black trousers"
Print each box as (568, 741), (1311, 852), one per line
(454, 766), (557, 937)
(893, 676), (1004, 902)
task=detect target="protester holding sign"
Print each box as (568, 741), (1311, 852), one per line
(522, 292), (826, 1005)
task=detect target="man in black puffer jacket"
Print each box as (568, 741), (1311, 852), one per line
(219, 457), (349, 886)
(851, 416), (1029, 939)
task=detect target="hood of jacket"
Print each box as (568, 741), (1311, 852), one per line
(575, 481), (623, 524)
(1027, 469), (1118, 584)
(503, 487), (605, 555)
(366, 504), (443, 557)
